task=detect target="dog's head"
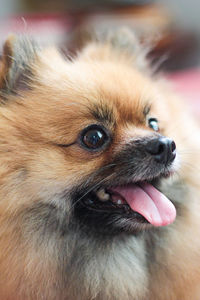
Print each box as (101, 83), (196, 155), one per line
(0, 33), (180, 238)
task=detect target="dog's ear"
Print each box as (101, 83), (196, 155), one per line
(0, 35), (39, 96)
(78, 28), (151, 72)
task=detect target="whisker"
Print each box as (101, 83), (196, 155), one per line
(67, 163), (116, 213)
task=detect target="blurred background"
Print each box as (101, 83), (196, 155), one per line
(0, 0), (200, 115)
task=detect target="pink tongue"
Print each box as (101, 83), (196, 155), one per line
(110, 183), (176, 227)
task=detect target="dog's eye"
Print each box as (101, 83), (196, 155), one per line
(148, 118), (159, 131)
(81, 125), (109, 150)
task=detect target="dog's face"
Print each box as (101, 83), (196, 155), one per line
(0, 35), (179, 242)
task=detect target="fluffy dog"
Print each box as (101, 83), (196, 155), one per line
(0, 31), (200, 300)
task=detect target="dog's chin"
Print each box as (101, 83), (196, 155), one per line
(72, 168), (176, 236)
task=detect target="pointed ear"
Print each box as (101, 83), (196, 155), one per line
(78, 28), (151, 72)
(0, 35), (39, 95)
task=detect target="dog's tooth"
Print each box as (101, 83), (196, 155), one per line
(96, 188), (110, 201)
(116, 199), (123, 205)
(111, 194), (126, 205)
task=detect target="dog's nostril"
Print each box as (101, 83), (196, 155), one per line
(171, 140), (176, 152)
(146, 137), (176, 164)
(157, 143), (165, 155)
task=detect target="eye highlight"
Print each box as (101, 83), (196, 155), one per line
(148, 118), (159, 131)
(80, 124), (110, 151)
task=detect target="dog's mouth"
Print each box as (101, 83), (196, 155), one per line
(95, 182), (176, 227)
(78, 176), (176, 229)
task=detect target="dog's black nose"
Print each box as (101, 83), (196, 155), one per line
(146, 137), (176, 164)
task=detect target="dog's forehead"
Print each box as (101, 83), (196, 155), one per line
(87, 94), (147, 127)
(60, 61), (153, 124)
(33, 53), (155, 126)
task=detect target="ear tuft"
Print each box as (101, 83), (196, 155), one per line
(102, 28), (150, 71)
(77, 27), (151, 72)
(0, 35), (39, 95)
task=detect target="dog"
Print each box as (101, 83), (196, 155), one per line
(0, 30), (200, 300)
